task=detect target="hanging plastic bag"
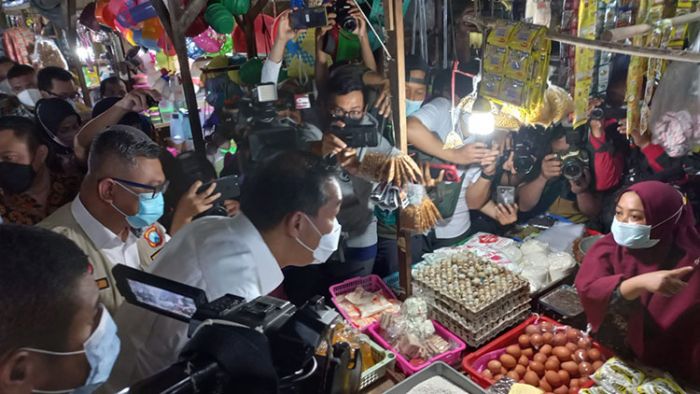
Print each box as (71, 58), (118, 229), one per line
(649, 32), (700, 157)
(32, 36), (68, 70)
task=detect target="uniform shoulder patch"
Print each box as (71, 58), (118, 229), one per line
(144, 226), (164, 248)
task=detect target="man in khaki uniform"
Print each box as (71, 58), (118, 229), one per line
(39, 125), (170, 313)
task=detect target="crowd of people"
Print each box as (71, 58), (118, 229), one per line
(0, 6), (699, 393)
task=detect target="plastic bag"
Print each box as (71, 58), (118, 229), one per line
(32, 36), (68, 70)
(649, 32), (700, 157)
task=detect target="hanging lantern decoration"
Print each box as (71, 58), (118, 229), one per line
(205, 2), (235, 34)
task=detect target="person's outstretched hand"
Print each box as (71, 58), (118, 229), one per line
(115, 89), (161, 113)
(170, 181), (221, 234)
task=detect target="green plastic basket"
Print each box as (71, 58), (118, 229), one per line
(360, 337), (396, 390)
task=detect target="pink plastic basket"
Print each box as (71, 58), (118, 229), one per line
(329, 275), (398, 331)
(366, 320), (466, 376)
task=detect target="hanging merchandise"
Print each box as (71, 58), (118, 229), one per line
(2, 27), (35, 64)
(592, 0), (617, 97)
(572, 0), (597, 128)
(232, 14), (275, 56)
(649, 33), (700, 157)
(30, 0), (67, 30)
(480, 22), (551, 121)
(32, 36), (68, 70)
(525, 0), (552, 27)
(205, 2), (236, 34)
(193, 27), (227, 53)
(216, 35), (233, 56)
(186, 38), (206, 59)
(367, 0), (412, 52)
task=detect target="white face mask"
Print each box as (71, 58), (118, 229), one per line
(295, 214), (341, 264)
(17, 88), (42, 109)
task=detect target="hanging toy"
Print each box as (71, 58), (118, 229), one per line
(186, 38), (206, 58)
(205, 2), (235, 34)
(193, 27), (226, 53)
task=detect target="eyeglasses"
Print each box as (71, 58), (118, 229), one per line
(330, 108), (364, 120)
(112, 178), (169, 198)
(47, 90), (81, 100)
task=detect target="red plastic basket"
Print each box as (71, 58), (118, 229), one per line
(462, 314), (614, 390)
(367, 320), (466, 376)
(329, 275), (398, 331)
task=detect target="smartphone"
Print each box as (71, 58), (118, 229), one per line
(290, 7), (328, 29)
(528, 215), (556, 229)
(197, 175), (240, 201)
(496, 186), (515, 205)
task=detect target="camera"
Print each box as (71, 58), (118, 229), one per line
(333, 0), (357, 32)
(513, 139), (536, 175)
(590, 107), (604, 121)
(557, 148), (590, 181)
(331, 113), (380, 148)
(113, 265), (339, 393)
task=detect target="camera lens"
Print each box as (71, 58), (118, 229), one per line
(590, 108), (604, 120)
(341, 15), (357, 31)
(562, 159), (583, 180)
(514, 156), (535, 175)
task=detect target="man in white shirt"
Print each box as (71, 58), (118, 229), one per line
(39, 126), (170, 313)
(105, 150), (342, 391)
(409, 94), (500, 248)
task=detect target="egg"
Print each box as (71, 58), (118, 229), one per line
(566, 328), (581, 342)
(525, 324), (540, 335)
(524, 371), (540, 386)
(482, 369), (493, 379)
(588, 348), (602, 361)
(540, 378), (553, 392)
(553, 385), (569, 394)
(501, 367), (508, 375)
(592, 360), (604, 371)
(507, 344), (522, 358)
(545, 370), (562, 387)
(488, 360), (502, 374)
(579, 362), (594, 377)
(545, 357), (560, 371)
(515, 364), (527, 376)
(568, 388), (579, 394)
(519, 355), (530, 366)
(552, 333), (567, 346)
(518, 334), (531, 348)
(572, 348), (588, 363)
(540, 344), (553, 356)
(534, 353), (548, 363)
(507, 371), (521, 381)
(494, 374), (503, 381)
(577, 337), (592, 350)
(500, 354), (517, 369)
(543, 332), (554, 345)
(522, 348), (535, 358)
(565, 343), (578, 352)
(569, 378), (580, 388)
(531, 334), (544, 349)
(561, 361), (579, 376)
(553, 346), (571, 362)
(541, 321), (554, 333)
(529, 361), (545, 377)
(558, 369), (570, 386)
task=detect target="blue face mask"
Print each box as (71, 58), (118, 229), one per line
(112, 183), (165, 229)
(406, 99), (424, 116)
(24, 305), (121, 394)
(611, 204), (685, 249)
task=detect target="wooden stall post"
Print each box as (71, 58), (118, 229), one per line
(151, 0), (209, 157)
(383, 0), (411, 298)
(66, 0), (93, 108)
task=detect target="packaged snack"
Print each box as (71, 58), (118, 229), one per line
(637, 377), (686, 394)
(592, 357), (646, 394)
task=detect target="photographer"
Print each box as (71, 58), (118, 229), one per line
(106, 150), (342, 390)
(518, 123), (602, 224)
(0, 225), (119, 393)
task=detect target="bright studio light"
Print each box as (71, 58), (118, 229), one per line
(468, 96), (495, 138)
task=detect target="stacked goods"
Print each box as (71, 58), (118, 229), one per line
(583, 358), (687, 394)
(412, 251), (531, 347)
(464, 317), (611, 393)
(330, 275), (401, 330)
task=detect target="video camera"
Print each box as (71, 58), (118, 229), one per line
(331, 113), (381, 148)
(113, 265), (339, 393)
(556, 126), (590, 181)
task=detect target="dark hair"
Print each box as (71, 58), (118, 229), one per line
(0, 224), (90, 355)
(431, 65), (475, 99)
(405, 54), (429, 78)
(6, 64), (35, 80)
(0, 116), (41, 151)
(88, 125), (161, 175)
(34, 98), (81, 154)
(99, 76), (125, 98)
(0, 57), (15, 66)
(328, 66), (366, 98)
(240, 150), (338, 232)
(92, 97), (155, 139)
(37, 66), (74, 93)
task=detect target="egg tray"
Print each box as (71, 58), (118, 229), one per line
(413, 278), (530, 335)
(413, 275), (530, 325)
(412, 255), (531, 320)
(430, 303), (532, 348)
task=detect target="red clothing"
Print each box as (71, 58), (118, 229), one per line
(588, 132), (624, 191)
(575, 181), (700, 384)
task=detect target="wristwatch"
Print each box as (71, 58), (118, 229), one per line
(480, 172), (495, 181)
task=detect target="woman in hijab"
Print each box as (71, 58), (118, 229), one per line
(34, 97), (82, 175)
(575, 181), (700, 384)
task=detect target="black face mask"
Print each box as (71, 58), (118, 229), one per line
(0, 162), (36, 194)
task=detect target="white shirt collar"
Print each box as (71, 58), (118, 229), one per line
(229, 214), (283, 295)
(71, 196), (138, 251)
